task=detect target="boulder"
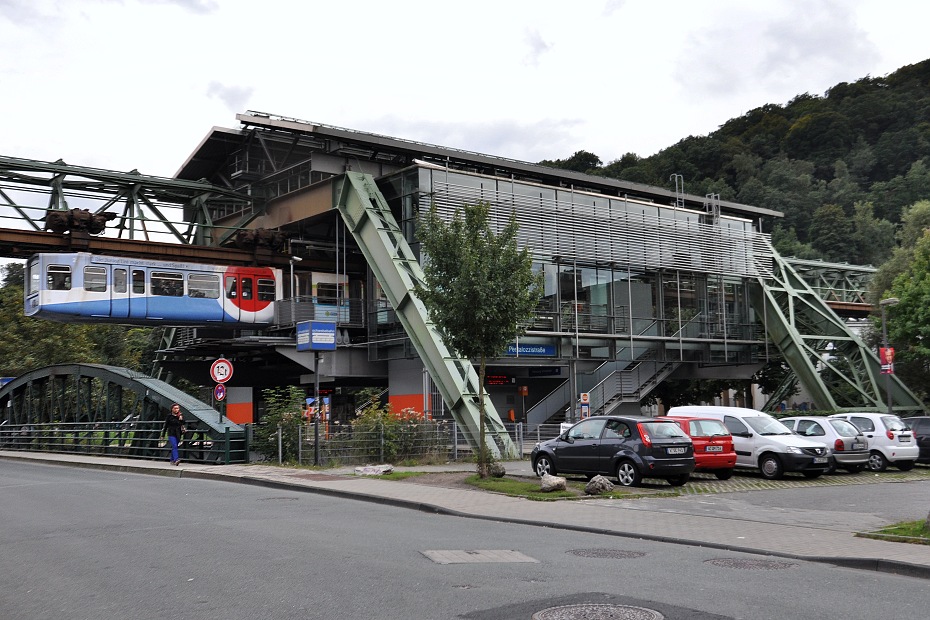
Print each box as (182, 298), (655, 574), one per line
(585, 475), (615, 495)
(355, 464), (394, 476)
(488, 461), (507, 478)
(540, 473), (567, 492)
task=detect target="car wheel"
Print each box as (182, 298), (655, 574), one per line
(758, 454), (784, 480)
(534, 455), (555, 477)
(615, 460), (642, 487)
(667, 474), (690, 487)
(802, 471), (822, 479)
(896, 460), (916, 472)
(824, 459), (836, 475)
(713, 469), (734, 480)
(867, 451), (888, 472)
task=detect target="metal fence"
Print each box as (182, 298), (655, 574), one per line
(266, 421), (568, 466)
(0, 421), (248, 464)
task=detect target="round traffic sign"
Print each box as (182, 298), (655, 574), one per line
(210, 358), (234, 384)
(214, 383), (227, 402)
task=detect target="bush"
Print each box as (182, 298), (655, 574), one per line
(351, 402), (442, 463)
(252, 386), (305, 462)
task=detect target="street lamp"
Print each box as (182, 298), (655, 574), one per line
(289, 256), (303, 301)
(879, 297), (900, 415)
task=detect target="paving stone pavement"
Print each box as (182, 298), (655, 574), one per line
(3, 450), (930, 579)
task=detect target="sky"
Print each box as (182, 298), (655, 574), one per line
(1, 0), (929, 180)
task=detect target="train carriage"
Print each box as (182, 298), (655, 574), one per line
(25, 253), (283, 327)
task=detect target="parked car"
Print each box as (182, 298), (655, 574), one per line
(779, 416), (869, 474)
(530, 415), (695, 487)
(666, 406), (830, 480)
(903, 416), (930, 464)
(828, 413), (918, 472)
(657, 416), (736, 479)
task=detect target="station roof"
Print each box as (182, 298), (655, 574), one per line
(176, 111), (783, 220)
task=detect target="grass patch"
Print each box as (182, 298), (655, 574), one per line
(857, 520), (930, 545)
(463, 474), (661, 501)
(378, 471), (428, 481)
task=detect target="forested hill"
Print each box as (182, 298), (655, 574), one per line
(540, 58), (930, 267)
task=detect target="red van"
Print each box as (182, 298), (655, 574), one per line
(657, 416), (737, 480)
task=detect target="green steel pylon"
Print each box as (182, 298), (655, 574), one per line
(751, 241), (924, 414)
(332, 172), (517, 458)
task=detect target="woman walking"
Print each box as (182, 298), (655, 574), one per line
(162, 403), (185, 465)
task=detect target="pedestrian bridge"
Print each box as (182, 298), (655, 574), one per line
(0, 364), (247, 463)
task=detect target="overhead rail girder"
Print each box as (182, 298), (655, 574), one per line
(751, 244), (924, 414)
(333, 172), (516, 458)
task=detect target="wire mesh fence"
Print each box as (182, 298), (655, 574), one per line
(261, 421), (568, 466)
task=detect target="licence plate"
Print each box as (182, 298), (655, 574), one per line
(899, 436), (911, 442)
(705, 445), (723, 452)
(667, 447), (687, 455)
(813, 457), (828, 463)
(852, 442), (866, 450)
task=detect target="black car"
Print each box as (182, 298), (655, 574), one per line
(530, 415), (695, 487)
(904, 416), (930, 464)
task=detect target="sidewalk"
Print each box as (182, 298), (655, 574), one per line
(3, 450), (929, 579)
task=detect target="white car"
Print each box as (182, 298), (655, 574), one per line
(667, 406), (830, 480)
(828, 413), (919, 472)
(780, 416), (869, 474)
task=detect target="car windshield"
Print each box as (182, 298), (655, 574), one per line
(882, 416), (908, 431)
(744, 416), (793, 435)
(829, 418), (861, 437)
(640, 421), (688, 439)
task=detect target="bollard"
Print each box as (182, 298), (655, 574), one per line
(277, 424), (283, 465)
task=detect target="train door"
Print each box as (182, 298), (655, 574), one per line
(128, 268), (147, 319)
(224, 275), (241, 323)
(110, 267), (129, 319)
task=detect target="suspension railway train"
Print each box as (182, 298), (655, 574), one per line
(24, 252), (357, 331)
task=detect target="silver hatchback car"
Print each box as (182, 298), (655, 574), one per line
(780, 416), (869, 473)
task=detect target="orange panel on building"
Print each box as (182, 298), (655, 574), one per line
(389, 393), (423, 416)
(225, 402), (253, 425)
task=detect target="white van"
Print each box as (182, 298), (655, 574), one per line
(666, 406), (830, 479)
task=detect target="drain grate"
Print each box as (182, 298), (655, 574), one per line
(422, 550), (538, 564)
(533, 604), (664, 619)
(567, 549), (646, 559)
(706, 558), (797, 570)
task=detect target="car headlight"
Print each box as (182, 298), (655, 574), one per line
(785, 446), (802, 454)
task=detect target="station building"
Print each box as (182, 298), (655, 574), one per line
(161, 112), (786, 432)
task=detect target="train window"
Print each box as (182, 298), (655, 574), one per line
(188, 274), (220, 299)
(83, 267), (107, 292)
(132, 270), (145, 294)
(317, 282), (340, 305)
(258, 278), (275, 301)
(152, 271), (183, 297)
(47, 265), (72, 291)
(226, 276), (237, 298)
(113, 269), (127, 294)
(241, 278), (252, 300)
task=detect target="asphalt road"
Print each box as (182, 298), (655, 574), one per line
(3, 460), (930, 620)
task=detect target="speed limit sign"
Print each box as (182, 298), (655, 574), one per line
(210, 358), (234, 384)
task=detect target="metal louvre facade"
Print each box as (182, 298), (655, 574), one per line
(424, 172), (774, 279)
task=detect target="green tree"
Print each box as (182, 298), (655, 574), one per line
(809, 203), (854, 262)
(885, 231), (930, 402)
(415, 202), (541, 475)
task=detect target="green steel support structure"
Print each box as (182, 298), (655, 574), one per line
(333, 172), (517, 457)
(751, 241), (924, 414)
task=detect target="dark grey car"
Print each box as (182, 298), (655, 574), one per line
(530, 415), (695, 487)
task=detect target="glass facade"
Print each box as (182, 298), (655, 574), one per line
(373, 166), (766, 366)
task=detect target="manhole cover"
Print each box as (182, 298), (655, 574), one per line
(706, 558), (797, 570)
(533, 604), (664, 619)
(567, 549), (646, 559)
